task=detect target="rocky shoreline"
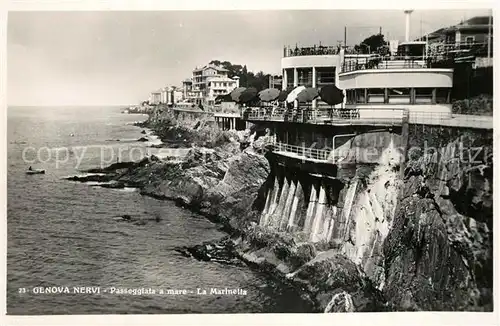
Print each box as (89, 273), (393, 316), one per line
(65, 105), (493, 312)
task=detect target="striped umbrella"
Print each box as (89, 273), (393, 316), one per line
(285, 86), (306, 103)
(296, 87), (319, 103)
(258, 88), (280, 102)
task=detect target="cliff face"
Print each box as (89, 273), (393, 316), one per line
(82, 107), (492, 312)
(383, 133), (493, 311)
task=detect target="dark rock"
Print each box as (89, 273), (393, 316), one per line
(141, 130), (147, 134)
(289, 253), (386, 312)
(137, 137), (148, 142)
(121, 214), (132, 221)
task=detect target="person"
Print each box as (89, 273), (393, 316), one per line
(28, 166), (32, 171)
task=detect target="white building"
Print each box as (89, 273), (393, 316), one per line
(282, 44), (341, 108)
(206, 75), (239, 105)
(149, 90), (162, 105)
(191, 64), (240, 105)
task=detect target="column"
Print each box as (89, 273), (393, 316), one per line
(303, 182), (318, 234)
(312, 67), (317, 109)
(310, 184), (327, 242)
(287, 181), (303, 232)
(267, 175), (281, 221)
(279, 179), (297, 231)
(272, 177), (290, 229)
(293, 68), (298, 109)
(282, 69), (288, 91)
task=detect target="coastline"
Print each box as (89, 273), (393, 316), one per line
(64, 105), (493, 313)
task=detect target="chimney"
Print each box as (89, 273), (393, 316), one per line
(404, 10), (414, 42)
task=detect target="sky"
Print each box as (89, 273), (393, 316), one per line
(7, 9), (492, 106)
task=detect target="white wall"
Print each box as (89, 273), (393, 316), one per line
(281, 55), (341, 69)
(339, 69), (453, 89)
(346, 104), (452, 114)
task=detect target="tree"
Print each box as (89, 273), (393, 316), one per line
(354, 33), (388, 54)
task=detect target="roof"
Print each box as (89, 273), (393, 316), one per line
(399, 41), (426, 46)
(422, 15), (492, 38)
(193, 64), (229, 72)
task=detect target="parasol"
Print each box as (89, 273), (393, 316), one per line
(285, 86), (306, 103)
(258, 88), (280, 102)
(296, 87), (319, 103)
(230, 87), (247, 102)
(319, 85), (344, 106)
(237, 87), (258, 104)
(277, 88), (292, 102)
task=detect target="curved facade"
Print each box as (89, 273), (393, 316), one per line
(339, 66), (454, 114)
(339, 68), (453, 89)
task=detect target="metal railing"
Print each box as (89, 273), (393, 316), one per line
(269, 141), (332, 162)
(341, 56), (431, 73)
(284, 45), (341, 57)
(243, 107), (405, 126)
(409, 111), (493, 129)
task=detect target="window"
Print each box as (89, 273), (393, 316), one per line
(388, 88), (411, 104)
(465, 36), (475, 44)
(414, 88), (433, 104)
(298, 68), (313, 87)
(285, 69), (294, 89)
(316, 67), (336, 86)
(367, 88), (385, 103)
(436, 88), (451, 104)
(346, 90), (356, 104)
(355, 89), (366, 104)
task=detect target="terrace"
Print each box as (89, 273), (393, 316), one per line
(283, 45), (341, 57)
(243, 107), (406, 127)
(340, 55), (433, 73)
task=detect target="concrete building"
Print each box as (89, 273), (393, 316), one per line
(282, 44), (341, 109)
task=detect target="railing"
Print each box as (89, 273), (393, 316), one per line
(284, 45), (341, 57)
(243, 107), (405, 126)
(409, 112), (493, 129)
(341, 56), (431, 73)
(269, 141), (332, 162)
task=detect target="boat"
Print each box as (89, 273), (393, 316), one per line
(26, 169), (45, 175)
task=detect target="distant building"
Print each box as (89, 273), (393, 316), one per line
(190, 64), (240, 105)
(206, 75), (239, 105)
(149, 90), (162, 105)
(417, 15), (493, 61)
(268, 75), (283, 89)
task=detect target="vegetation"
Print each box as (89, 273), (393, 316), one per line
(209, 60), (281, 91)
(452, 94), (493, 116)
(354, 33), (389, 55)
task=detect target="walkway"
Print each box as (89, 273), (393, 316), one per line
(243, 108), (493, 130)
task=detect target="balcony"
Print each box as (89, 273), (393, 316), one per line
(341, 56), (433, 73)
(243, 107), (405, 127)
(283, 45), (341, 58)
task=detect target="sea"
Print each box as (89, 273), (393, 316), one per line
(7, 106), (311, 314)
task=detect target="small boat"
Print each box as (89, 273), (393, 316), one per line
(26, 169), (45, 175)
